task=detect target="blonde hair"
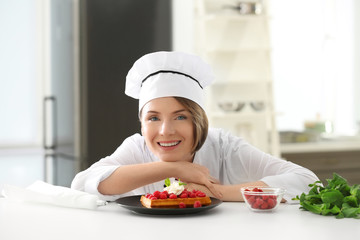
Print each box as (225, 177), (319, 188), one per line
(174, 97), (209, 153)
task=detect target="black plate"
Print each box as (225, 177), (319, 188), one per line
(115, 195), (222, 215)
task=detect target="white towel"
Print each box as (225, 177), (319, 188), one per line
(1, 181), (107, 210)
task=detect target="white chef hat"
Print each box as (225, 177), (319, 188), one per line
(125, 51), (214, 112)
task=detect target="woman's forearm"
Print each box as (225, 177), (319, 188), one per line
(97, 162), (177, 195)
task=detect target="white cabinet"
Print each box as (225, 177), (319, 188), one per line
(194, 0), (279, 156)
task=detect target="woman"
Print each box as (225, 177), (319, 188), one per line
(71, 51), (319, 202)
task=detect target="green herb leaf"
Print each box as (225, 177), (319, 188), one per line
(295, 173), (360, 219)
(320, 189), (344, 207)
(164, 178), (171, 187)
(178, 178), (187, 186)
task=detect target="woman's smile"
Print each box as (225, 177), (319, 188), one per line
(141, 97), (195, 162)
(158, 140), (181, 148)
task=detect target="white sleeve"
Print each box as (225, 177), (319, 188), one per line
(217, 129), (319, 203)
(71, 134), (147, 201)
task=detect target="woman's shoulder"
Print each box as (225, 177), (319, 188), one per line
(206, 128), (249, 149)
(207, 128), (239, 142)
(116, 133), (145, 151)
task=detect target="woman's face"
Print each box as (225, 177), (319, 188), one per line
(141, 97), (194, 162)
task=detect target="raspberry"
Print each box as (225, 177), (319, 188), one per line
(145, 193), (151, 198)
(267, 198), (276, 208)
(180, 193), (188, 198)
(169, 193), (177, 199)
(255, 197), (264, 206)
(253, 188), (263, 192)
(246, 196), (256, 205)
(269, 195), (277, 200)
(193, 201), (202, 208)
(196, 192), (206, 197)
(150, 196), (157, 200)
(260, 202), (269, 209)
(162, 191), (169, 196)
(189, 193), (196, 198)
(252, 202), (260, 209)
(244, 193), (252, 200)
(159, 193), (167, 199)
(153, 191), (160, 198)
(179, 202), (186, 208)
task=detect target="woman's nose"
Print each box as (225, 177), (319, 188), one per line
(160, 120), (175, 135)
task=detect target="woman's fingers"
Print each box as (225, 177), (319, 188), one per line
(208, 175), (220, 184)
(204, 181), (222, 199)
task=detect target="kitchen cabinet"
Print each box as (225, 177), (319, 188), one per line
(194, 0), (279, 156)
(281, 141), (360, 185)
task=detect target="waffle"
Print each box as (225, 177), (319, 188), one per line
(140, 195), (211, 208)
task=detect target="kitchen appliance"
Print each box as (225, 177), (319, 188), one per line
(43, 0), (172, 186)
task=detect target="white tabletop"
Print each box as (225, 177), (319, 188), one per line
(0, 198), (358, 240)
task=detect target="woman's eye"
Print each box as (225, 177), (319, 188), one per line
(176, 115), (187, 120)
(149, 116), (159, 121)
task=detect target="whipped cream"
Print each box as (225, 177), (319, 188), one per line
(163, 181), (185, 195)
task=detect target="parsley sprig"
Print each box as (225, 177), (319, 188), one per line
(293, 173), (360, 219)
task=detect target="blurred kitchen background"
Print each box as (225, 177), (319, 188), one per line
(0, 0), (359, 192)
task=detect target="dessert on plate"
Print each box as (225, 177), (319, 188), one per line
(140, 179), (211, 208)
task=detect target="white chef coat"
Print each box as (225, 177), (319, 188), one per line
(71, 128), (319, 203)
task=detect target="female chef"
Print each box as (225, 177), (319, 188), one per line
(71, 51), (319, 202)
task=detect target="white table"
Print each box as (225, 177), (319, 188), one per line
(0, 197), (358, 240)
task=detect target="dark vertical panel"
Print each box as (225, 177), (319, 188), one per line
(80, 0), (172, 168)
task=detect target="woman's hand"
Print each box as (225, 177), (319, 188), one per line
(173, 162), (222, 199)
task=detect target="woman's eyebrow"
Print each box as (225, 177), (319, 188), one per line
(144, 109), (188, 115)
(145, 110), (159, 114)
(173, 109), (187, 114)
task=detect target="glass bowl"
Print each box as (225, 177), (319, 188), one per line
(240, 187), (286, 212)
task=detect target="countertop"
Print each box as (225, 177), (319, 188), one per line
(0, 198), (358, 240)
(280, 139), (360, 154)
